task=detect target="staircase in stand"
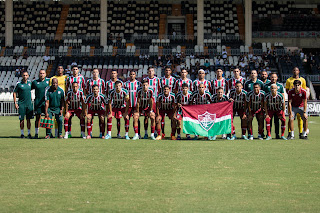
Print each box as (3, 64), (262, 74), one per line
(54, 4), (70, 41)
(236, 4), (245, 41)
(159, 14), (167, 39)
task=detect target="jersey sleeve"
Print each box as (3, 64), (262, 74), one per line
(45, 88), (49, 101)
(288, 91), (292, 101)
(14, 82), (19, 93)
(31, 80), (36, 90)
(285, 79), (290, 90)
(279, 84), (284, 93)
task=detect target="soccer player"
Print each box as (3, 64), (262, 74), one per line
(287, 80), (308, 140)
(105, 81), (130, 139)
(246, 83), (265, 140)
(228, 68), (246, 91)
(155, 85), (177, 140)
(260, 70), (271, 85)
(64, 82), (86, 139)
(143, 66), (161, 139)
(192, 69), (211, 92)
(86, 68), (106, 95)
(264, 84), (287, 140)
(228, 82), (248, 140)
(44, 78), (65, 139)
(50, 66), (67, 137)
(31, 69), (50, 139)
(130, 79), (156, 140)
(263, 72), (285, 139)
(13, 70), (33, 139)
(244, 70), (264, 92)
(123, 70), (141, 137)
(285, 67), (308, 138)
(106, 70), (124, 138)
(85, 85), (108, 139)
(211, 69), (228, 95)
(173, 68), (193, 93)
(175, 83), (193, 140)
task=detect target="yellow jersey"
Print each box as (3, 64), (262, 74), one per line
(285, 77), (307, 91)
(50, 75), (67, 92)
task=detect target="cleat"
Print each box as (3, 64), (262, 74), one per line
(281, 136), (287, 140)
(258, 135), (264, 140)
(155, 135), (162, 140)
(143, 134), (149, 139)
(227, 135), (236, 140)
(171, 135), (176, 140)
(177, 135), (181, 140)
(20, 134), (25, 139)
(58, 135), (63, 139)
(186, 135), (192, 140)
(27, 134), (32, 139)
(99, 133), (103, 138)
(204, 137), (209, 140)
(64, 133), (69, 139)
(211, 135), (217, 141)
(276, 135), (281, 139)
(105, 134), (111, 140)
(33, 134), (39, 139)
(193, 135), (198, 140)
(265, 136), (272, 140)
(45, 135), (50, 139)
(287, 135), (295, 140)
(208, 136), (213, 140)
(242, 135), (249, 140)
(81, 133), (86, 139)
(117, 134), (123, 139)
(86, 135), (92, 139)
(249, 135), (254, 140)
(132, 135), (139, 140)
(151, 135), (156, 140)
(300, 135), (308, 140)
(222, 134), (227, 139)
(154, 132), (158, 137)
(125, 135), (130, 140)
(299, 133), (302, 138)
(68, 134), (72, 138)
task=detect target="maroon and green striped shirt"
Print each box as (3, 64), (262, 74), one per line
(124, 80), (141, 108)
(86, 78), (106, 94)
(157, 92), (176, 111)
(173, 78), (193, 93)
(229, 89), (247, 110)
(265, 92), (284, 111)
(137, 88), (154, 109)
(85, 93), (108, 111)
(65, 89), (85, 110)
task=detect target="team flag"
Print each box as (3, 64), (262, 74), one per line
(181, 102), (233, 136)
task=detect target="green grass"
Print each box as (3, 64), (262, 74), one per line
(0, 116), (320, 212)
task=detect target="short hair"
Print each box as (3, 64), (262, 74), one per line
(92, 68), (99, 72)
(142, 79), (149, 84)
(217, 87), (224, 91)
(92, 84), (99, 89)
(216, 68), (223, 72)
(270, 72), (278, 76)
(111, 69), (117, 73)
(181, 68), (188, 72)
(71, 65), (78, 70)
(72, 81), (78, 85)
(182, 83), (188, 88)
(251, 70), (257, 74)
(261, 70), (268, 74)
(21, 70), (28, 74)
(165, 66), (172, 70)
(163, 85), (170, 90)
(39, 69), (46, 72)
(130, 70), (136, 74)
(148, 66), (155, 71)
(293, 80), (301, 85)
(115, 80), (122, 86)
(253, 82), (261, 87)
(235, 81), (243, 86)
(271, 84), (278, 89)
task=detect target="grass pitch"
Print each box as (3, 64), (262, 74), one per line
(0, 116), (320, 212)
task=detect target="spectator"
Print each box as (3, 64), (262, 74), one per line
(222, 49), (228, 59)
(15, 67), (21, 77)
(204, 60), (210, 68)
(71, 60), (77, 66)
(190, 54), (195, 59)
(43, 54), (50, 62)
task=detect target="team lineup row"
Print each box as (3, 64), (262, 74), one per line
(13, 65), (309, 140)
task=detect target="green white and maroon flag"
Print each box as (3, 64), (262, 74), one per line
(182, 102), (233, 137)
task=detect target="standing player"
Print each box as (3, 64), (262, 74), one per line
(285, 67), (308, 138)
(287, 80), (308, 140)
(13, 71), (33, 139)
(173, 68), (193, 93)
(130, 79), (156, 140)
(246, 83), (265, 140)
(228, 68), (246, 91)
(123, 70), (141, 137)
(105, 81), (130, 140)
(44, 78), (65, 139)
(86, 68), (106, 95)
(260, 70), (271, 85)
(211, 69), (228, 95)
(64, 82), (86, 139)
(85, 85), (108, 139)
(106, 70), (124, 138)
(143, 66), (161, 139)
(228, 82), (248, 140)
(155, 85), (177, 140)
(263, 72), (285, 139)
(31, 69), (50, 139)
(244, 70), (264, 92)
(192, 69), (211, 92)
(175, 83), (193, 140)
(264, 84), (287, 140)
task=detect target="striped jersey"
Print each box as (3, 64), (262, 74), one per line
(85, 93), (108, 111)
(137, 88), (154, 109)
(190, 90), (212, 105)
(228, 77), (246, 90)
(86, 78), (106, 94)
(157, 92), (176, 110)
(211, 78), (228, 95)
(175, 91), (193, 106)
(246, 90), (265, 112)
(229, 89), (247, 110)
(212, 94), (229, 103)
(109, 88), (129, 108)
(160, 76), (176, 93)
(193, 79), (211, 92)
(105, 79), (123, 95)
(173, 78), (193, 92)
(144, 76), (161, 99)
(65, 89), (85, 110)
(265, 92), (284, 111)
(123, 80), (141, 107)
(67, 75), (86, 91)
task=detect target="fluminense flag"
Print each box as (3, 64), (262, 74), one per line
(181, 102), (233, 137)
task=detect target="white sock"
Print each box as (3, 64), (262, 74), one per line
(65, 131), (69, 135)
(21, 129), (24, 135)
(151, 133), (154, 137)
(35, 128), (39, 134)
(28, 129), (31, 135)
(135, 133), (139, 137)
(55, 129), (58, 136)
(291, 131), (294, 137)
(108, 131), (111, 136)
(302, 131), (307, 137)
(125, 132), (128, 136)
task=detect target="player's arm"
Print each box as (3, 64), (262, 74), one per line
(136, 98), (140, 114)
(123, 95), (130, 119)
(65, 95), (69, 113)
(288, 99), (293, 119)
(264, 99), (269, 119)
(45, 100), (49, 118)
(80, 95), (86, 118)
(303, 96), (308, 119)
(60, 95), (65, 116)
(13, 92), (19, 110)
(285, 79), (290, 94)
(156, 100), (160, 117)
(107, 99), (113, 119)
(149, 97), (154, 113)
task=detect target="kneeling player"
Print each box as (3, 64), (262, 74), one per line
(228, 82), (248, 140)
(247, 83), (265, 140)
(175, 83), (193, 140)
(64, 82), (86, 139)
(128, 79), (156, 140)
(156, 85), (177, 140)
(106, 81), (130, 139)
(264, 84), (287, 140)
(85, 85), (108, 139)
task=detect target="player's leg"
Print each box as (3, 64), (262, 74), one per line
(257, 112), (264, 140)
(247, 113), (254, 140)
(34, 114), (41, 138)
(288, 110), (295, 139)
(300, 111), (308, 139)
(63, 112), (71, 139)
(155, 113), (163, 140)
(265, 111), (274, 140)
(45, 111), (53, 139)
(297, 114), (303, 136)
(56, 113), (63, 138)
(18, 105), (26, 138)
(117, 118), (121, 138)
(138, 119), (141, 138)
(24, 105), (33, 139)
(168, 112), (177, 140)
(105, 112), (113, 139)
(99, 113), (106, 138)
(273, 114), (280, 139)
(79, 113), (86, 139)
(176, 120), (182, 139)
(277, 110), (287, 140)
(124, 117), (130, 140)
(26, 119), (32, 139)
(132, 112), (140, 140)
(68, 116), (72, 137)
(149, 112), (156, 140)
(144, 116), (149, 138)
(86, 114), (93, 139)
(240, 111), (248, 140)
(161, 116), (165, 138)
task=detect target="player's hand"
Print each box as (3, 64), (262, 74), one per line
(242, 114), (247, 120)
(45, 113), (49, 118)
(229, 98), (234, 102)
(107, 113), (113, 119)
(14, 103), (19, 110)
(303, 112), (308, 119)
(60, 110), (63, 117)
(177, 103), (182, 108)
(289, 113), (293, 120)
